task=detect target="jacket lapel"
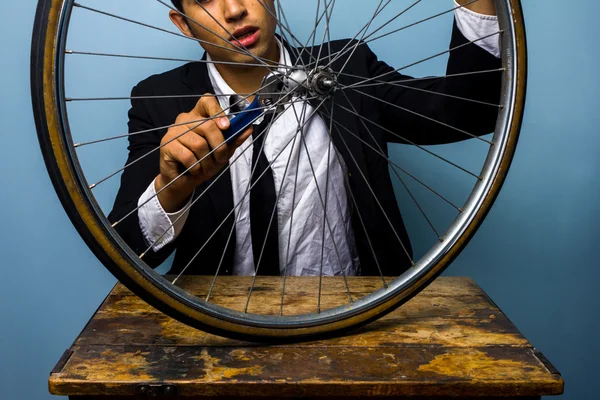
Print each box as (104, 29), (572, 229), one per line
(182, 52), (212, 93)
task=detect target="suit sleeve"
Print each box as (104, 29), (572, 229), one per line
(365, 21), (502, 145)
(107, 83), (177, 268)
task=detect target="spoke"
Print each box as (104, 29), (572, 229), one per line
(162, 0), (305, 92)
(90, 79), (279, 190)
(348, 87), (494, 144)
(357, 0), (422, 47)
(334, 0), (389, 74)
(205, 211), (237, 302)
(145, 94), (298, 261)
(365, 0), (480, 47)
(113, 96), (294, 234)
(343, 168), (388, 285)
(313, 1), (383, 69)
(317, 100), (334, 313)
(266, 3), (338, 93)
(391, 170), (442, 239)
(296, 102), (354, 304)
(124, 90), (303, 241)
(320, 0), (479, 67)
(73, 98), (310, 147)
(279, 103), (308, 315)
(172, 99), (329, 285)
(72, 2), (285, 68)
(311, 0), (322, 51)
(288, 0), (326, 67)
(337, 68), (505, 89)
(334, 122), (415, 266)
(68, 92), (288, 103)
(246, 102), (309, 314)
(72, 0), (502, 313)
(207, 101), (287, 303)
(324, 0), (333, 67)
(324, 111), (462, 212)
(337, 90), (442, 240)
(319, 108), (389, 288)
(272, 0), (303, 62)
(255, 0), (303, 64)
(327, 120), (415, 267)
(160, 0), (277, 70)
(275, 0), (308, 69)
(339, 77), (503, 109)
(335, 102), (481, 179)
(345, 30), (502, 90)
(66, 50), (298, 69)
(292, 0), (334, 67)
(314, 0), (336, 68)
(311, 0), (391, 70)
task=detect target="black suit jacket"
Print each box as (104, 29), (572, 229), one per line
(108, 23), (501, 277)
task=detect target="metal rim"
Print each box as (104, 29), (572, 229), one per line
(31, 0), (526, 340)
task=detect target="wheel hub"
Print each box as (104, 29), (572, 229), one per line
(282, 68), (338, 98)
(308, 67), (338, 96)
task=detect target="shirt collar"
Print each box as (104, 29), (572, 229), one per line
(206, 37), (292, 113)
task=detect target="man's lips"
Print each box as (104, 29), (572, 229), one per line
(229, 26), (260, 48)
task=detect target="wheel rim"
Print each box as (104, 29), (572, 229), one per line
(31, 0), (526, 340)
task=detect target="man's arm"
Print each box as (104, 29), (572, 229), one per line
(457, 0), (496, 15)
(108, 83), (175, 267)
(109, 79), (253, 265)
(362, 2), (502, 145)
(137, 177), (193, 253)
(455, 0), (500, 58)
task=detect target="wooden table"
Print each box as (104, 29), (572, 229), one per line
(49, 277), (563, 399)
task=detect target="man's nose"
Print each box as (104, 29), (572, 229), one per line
(223, 0), (248, 23)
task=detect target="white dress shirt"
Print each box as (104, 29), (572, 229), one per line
(137, 3), (500, 276)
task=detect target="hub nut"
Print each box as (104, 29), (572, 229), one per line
(308, 67), (337, 96)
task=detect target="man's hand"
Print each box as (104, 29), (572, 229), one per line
(155, 95), (253, 213)
(456, 0), (497, 16)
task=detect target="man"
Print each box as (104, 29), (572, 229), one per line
(109, 0), (501, 277)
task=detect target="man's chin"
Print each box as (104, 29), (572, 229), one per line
(228, 53), (267, 66)
(232, 47), (277, 66)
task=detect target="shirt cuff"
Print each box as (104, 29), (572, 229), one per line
(137, 178), (192, 252)
(454, 0), (501, 58)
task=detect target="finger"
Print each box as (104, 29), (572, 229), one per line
(184, 119), (229, 164)
(177, 128), (222, 177)
(178, 131), (211, 164)
(191, 94), (230, 130)
(200, 121), (230, 163)
(166, 142), (203, 176)
(198, 150), (221, 178)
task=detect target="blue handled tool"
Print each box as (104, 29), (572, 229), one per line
(222, 71), (291, 141)
(179, 72), (290, 176)
(222, 96), (263, 141)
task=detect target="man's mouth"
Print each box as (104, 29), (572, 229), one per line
(229, 26), (260, 48)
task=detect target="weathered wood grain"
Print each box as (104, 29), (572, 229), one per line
(80, 297), (525, 348)
(109, 276), (484, 297)
(52, 345), (561, 397)
(49, 277), (563, 398)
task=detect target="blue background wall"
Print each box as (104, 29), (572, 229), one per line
(1, 1), (599, 398)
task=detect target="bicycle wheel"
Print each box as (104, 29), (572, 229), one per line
(31, 0), (526, 341)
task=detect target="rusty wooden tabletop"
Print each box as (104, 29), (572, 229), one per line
(49, 276), (563, 399)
